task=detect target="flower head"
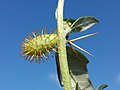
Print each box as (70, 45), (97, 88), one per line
(21, 30), (58, 63)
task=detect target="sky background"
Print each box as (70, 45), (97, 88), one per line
(0, 0), (120, 90)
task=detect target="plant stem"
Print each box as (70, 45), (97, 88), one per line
(56, 0), (72, 90)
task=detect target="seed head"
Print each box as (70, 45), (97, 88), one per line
(21, 30), (58, 63)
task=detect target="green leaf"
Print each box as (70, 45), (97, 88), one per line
(63, 16), (99, 39)
(97, 84), (108, 90)
(71, 16), (99, 33)
(55, 46), (94, 90)
(75, 83), (79, 90)
(64, 18), (76, 24)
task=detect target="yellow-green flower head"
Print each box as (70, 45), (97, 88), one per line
(21, 30), (58, 63)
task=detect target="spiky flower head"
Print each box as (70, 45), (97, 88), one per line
(21, 30), (58, 63)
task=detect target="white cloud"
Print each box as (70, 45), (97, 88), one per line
(48, 72), (63, 89)
(118, 74), (120, 81)
(49, 72), (58, 82)
(116, 73), (120, 84)
(48, 72), (62, 87)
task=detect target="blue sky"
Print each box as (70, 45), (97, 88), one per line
(0, 0), (120, 90)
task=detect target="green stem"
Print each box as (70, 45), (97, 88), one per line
(56, 0), (72, 90)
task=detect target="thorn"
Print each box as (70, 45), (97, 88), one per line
(47, 51), (53, 57)
(25, 55), (31, 60)
(30, 55), (34, 60)
(45, 47), (49, 52)
(49, 45), (54, 50)
(32, 32), (36, 37)
(35, 55), (40, 63)
(52, 48), (57, 52)
(37, 29), (41, 36)
(20, 52), (23, 54)
(69, 41), (94, 57)
(20, 42), (26, 46)
(39, 51), (42, 58)
(24, 38), (29, 42)
(43, 27), (47, 34)
(69, 32), (99, 42)
(27, 33), (32, 39)
(43, 54), (49, 60)
(68, 42), (79, 58)
(22, 51), (30, 56)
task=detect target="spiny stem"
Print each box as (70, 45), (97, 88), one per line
(56, 0), (72, 90)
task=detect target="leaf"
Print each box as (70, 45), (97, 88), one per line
(75, 83), (79, 90)
(55, 52), (64, 86)
(70, 16), (99, 33)
(55, 46), (94, 90)
(63, 16), (99, 39)
(64, 18), (76, 24)
(97, 84), (108, 90)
